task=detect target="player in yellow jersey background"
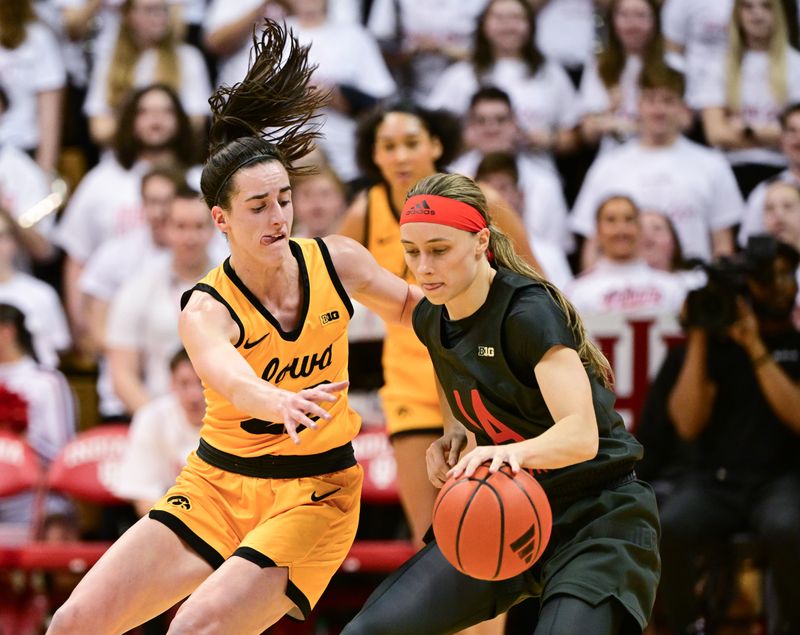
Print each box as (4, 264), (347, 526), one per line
(47, 21), (423, 635)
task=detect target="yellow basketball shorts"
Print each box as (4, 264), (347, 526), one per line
(149, 450), (363, 619)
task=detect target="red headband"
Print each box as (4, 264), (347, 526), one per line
(399, 194), (487, 231)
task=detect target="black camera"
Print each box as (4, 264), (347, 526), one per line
(683, 235), (782, 336)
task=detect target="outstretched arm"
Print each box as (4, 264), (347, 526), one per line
(180, 290), (347, 444)
(323, 234), (423, 328)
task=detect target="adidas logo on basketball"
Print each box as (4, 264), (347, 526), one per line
(406, 199), (436, 215)
(510, 524), (538, 564)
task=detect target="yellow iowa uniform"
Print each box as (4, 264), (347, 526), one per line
(366, 184), (443, 435)
(149, 238), (363, 620)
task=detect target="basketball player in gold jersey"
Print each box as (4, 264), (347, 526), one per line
(339, 103), (539, 547)
(47, 22), (423, 635)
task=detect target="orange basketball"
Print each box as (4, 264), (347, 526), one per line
(432, 463), (552, 581)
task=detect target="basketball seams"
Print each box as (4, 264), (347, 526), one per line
(454, 479), (485, 573)
(475, 477), (506, 579)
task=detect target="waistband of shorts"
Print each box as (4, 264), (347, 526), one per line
(197, 438), (356, 478)
(547, 467), (638, 507)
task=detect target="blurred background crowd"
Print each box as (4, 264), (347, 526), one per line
(1, 0), (800, 633)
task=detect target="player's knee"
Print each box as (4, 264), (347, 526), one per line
(167, 606), (221, 635)
(47, 599), (98, 635)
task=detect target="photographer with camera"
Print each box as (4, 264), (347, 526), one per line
(654, 235), (800, 635)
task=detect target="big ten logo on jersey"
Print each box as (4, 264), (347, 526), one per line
(320, 310), (340, 326)
(478, 346), (495, 358)
(583, 312), (684, 431)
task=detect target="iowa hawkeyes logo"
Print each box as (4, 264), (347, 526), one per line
(167, 495), (191, 510)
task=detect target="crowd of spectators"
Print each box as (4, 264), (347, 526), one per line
(1, 0), (800, 633)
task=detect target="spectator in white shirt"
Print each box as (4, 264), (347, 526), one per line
(111, 348), (204, 517)
(367, 0), (488, 101)
(0, 303), (75, 525)
(451, 87), (573, 251)
(571, 65), (743, 269)
(0, 89), (57, 264)
(566, 195), (687, 316)
(533, 0), (602, 83)
(0, 0), (66, 174)
(84, 0), (212, 146)
(286, 0), (395, 184)
(697, 0), (800, 197)
(661, 0), (734, 110)
(740, 102), (800, 242)
(474, 152), (575, 289)
(426, 0), (580, 161)
(640, 209), (686, 273)
(580, 0), (671, 154)
(56, 83), (197, 352)
(105, 185), (216, 415)
(763, 180), (800, 253)
(0, 215), (70, 369)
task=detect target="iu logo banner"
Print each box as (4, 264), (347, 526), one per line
(582, 313), (684, 432)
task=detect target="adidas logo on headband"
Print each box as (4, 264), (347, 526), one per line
(405, 199), (436, 215)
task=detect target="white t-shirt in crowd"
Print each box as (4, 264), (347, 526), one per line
(450, 150), (573, 252)
(83, 44), (212, 118)
(661, 0), (733, 109)
(0, 145), (55, 241)
(532, 239), (574, 290)
(0, 22), (66, 151)
(578, 55), (642, 155)
(80, 226), (228, 302)
(105, 255), (214, 401)
(566, 258), (687, 317)
(110, 393), (199, 503)
(535, 0), (597, 70)
(203, 0), (270, 88)
(570, 136), (744, 261)
(368, 0), (488, 98)
(0, 357), (75, 463)
(692, 48), (800, 166)
(288, 17), (395, 182)
(739, 168), (800, 244)
(0, 273), (71, 369)
(427, 59), (580, 135)
(55, 156), (147, 263)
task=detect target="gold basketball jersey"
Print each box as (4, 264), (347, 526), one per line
(183, 238), (360, 457)
(365, 185), (441, 420)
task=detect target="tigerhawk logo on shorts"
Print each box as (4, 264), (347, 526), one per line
(406, 199), (436, 215)
(167, 495), (191, 510)
(320, 310), (340, 325)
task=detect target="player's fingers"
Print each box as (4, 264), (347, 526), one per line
(284, 419), (301, 445)
(295, 413), (320, 434)
(462, 455), (485, 478)
(306, 390), (339, 404)
(509, 456), (521, 473)
(302, 401), (331, 422)
(488, 455), (504, 473)
(319, 380), (349, 393)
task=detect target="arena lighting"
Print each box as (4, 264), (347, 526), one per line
(18, 177), (68, 229)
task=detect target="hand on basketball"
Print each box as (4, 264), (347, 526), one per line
(426, 430), (468, 488)
(448, 444), (525, 480)
(278, 381), (349, 445)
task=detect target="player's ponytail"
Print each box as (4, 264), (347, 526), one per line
(407, 173), (614, 388)
(201, 19), (326, 210)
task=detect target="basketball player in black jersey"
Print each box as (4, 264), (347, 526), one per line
(341, 173), (661, 635)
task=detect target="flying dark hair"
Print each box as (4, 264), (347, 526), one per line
(201, 20), (326, 210)
(354, 99), (462, 182)
(0, 303), (37, 361)
(113, 83), (197, 170)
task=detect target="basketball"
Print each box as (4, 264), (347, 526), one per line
(432, 463), (552, 581)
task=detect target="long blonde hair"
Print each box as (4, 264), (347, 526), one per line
(726, 0), (789, 109)
(407, 173), (614, 388)
(107, 0), (180, 112)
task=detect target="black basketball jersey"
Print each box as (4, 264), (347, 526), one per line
(413, 267), (642, 499)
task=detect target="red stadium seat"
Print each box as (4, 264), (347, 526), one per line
(15, 425), (129, 573)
